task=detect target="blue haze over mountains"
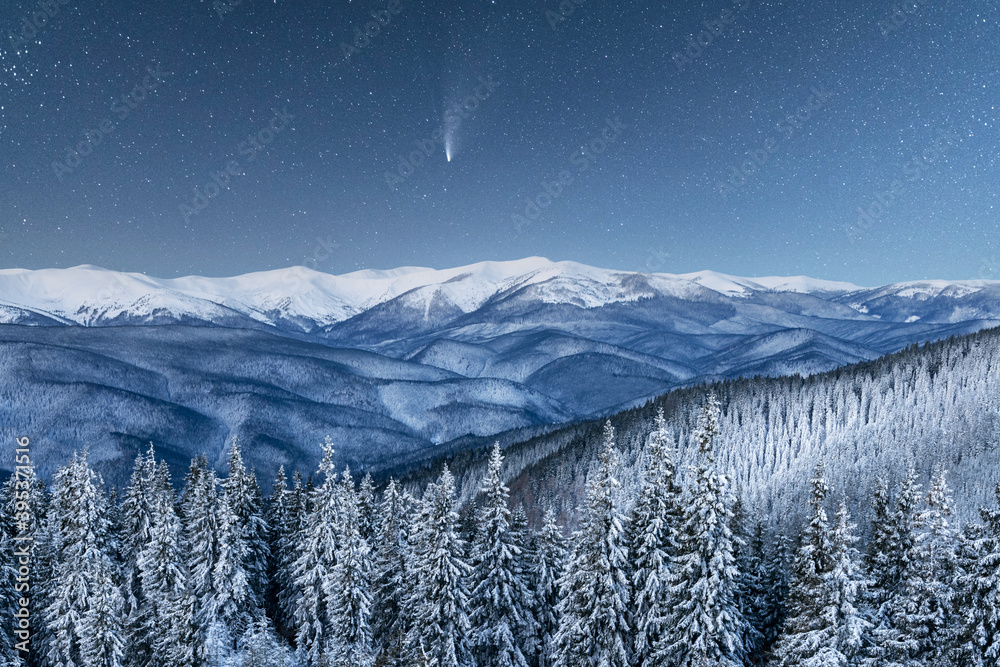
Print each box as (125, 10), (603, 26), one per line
(1, 257), (998, 486)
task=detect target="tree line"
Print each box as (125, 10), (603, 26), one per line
(3, 394), (1000, 667)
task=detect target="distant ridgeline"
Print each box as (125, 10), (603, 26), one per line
(396, 325), (1000, 532)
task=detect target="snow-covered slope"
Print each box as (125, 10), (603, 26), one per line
(0, 259), (835, 327)
(1, 258), (998, 483)
(1, 259), (996, 330)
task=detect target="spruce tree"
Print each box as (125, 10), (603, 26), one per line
(969, 484), (1000, 665)
(42, 451), (121, 667)
(770, 464), (833, 667)
(211, 492), (256, 637)
(824, 500), (868, 666)
(136, 488), (191, 666)
(326, 467), (374, 667)
(893, 466), (959, 665)
(553, 421), (630, 667)
(78, 555), (126, 667)
(407, 466), (473, 667)
(469, 444), (535, 667)
(864, 476), (895, 612)
(952, 521), (990, 667)
(278, 468), (309, 640)
(743, 520), (778, 665)
(264, 466), (289, 626)
(222, 438), (269, 607)
(1, 465), (44, 665)
(627, 408), (682, 667)
(654, 396), (744, 667)
(371, 478), (411, 667)
(532, 509), (566, 667)
(294, 436), (340, 666)
(867, 467), (922, 665)
(358, 473), (377, 544)
(180, 455), (224, 660)
(121, 446), (159, 667)
(239, 618), (294, 667)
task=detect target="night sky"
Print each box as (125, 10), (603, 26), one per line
(1, 0), (998, 284)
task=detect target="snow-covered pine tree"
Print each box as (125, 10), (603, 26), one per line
(951, 520), (989, 667)
(654, 396), (744, 667)
(136, 484), (193, 667)
(121, 445), (158, 563)
(866, 467), (923, 665)
(294, 436), (340, 666)
(0, 518), (16, 666)
(967, 484), (1000, 665)
(278, 468), (309, 640)
(824, 500), (869, 666)
(78, 553), (126, 667)
(161, 585), (199, 667)
(204, 621), (235, 667)
(210, 491), (257, 639)
(181, 456), (219, 603)
(239, 617), (294, 667)
(326, 466), (374, 667)
(864, 476), (894, 612)
(890, 466), (960, 665)
(371, 478), (412, 667)
(730, 495), (767, 666)
(264, 466), (289, 626)
(42, 451), (121, 667)
(509, 504), (538, 663)
(532, 509), (566, 667)
(743, 520), (778, 665)
(770, 463), (834, 667)
(180, 455), (224, 660)
(469, 444), (535, 667)
(626, 408), (682, 667)
(407, 466), (473, 667)
(121, 446), (159, 667)
(358, 473), (377, 544)
(553, 421), (630, 667)
(222, 438), (269, 607)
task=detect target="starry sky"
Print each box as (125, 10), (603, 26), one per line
(1, 0), (998, 284)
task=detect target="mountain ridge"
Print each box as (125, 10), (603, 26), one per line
(2, 258), (999, 487)
(3, 258), (997, 331)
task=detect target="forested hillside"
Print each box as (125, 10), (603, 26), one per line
(3, 322), (999, 666)
(407, 326), (1000, 533)
(4, 396), (1000, 666)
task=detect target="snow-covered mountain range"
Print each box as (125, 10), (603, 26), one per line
(3, 258), (996, 329)
(1, 258), (998, 483)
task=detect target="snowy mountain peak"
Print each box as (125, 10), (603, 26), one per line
(676, 270), (864, 296)
(0, 259), (997, 330)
